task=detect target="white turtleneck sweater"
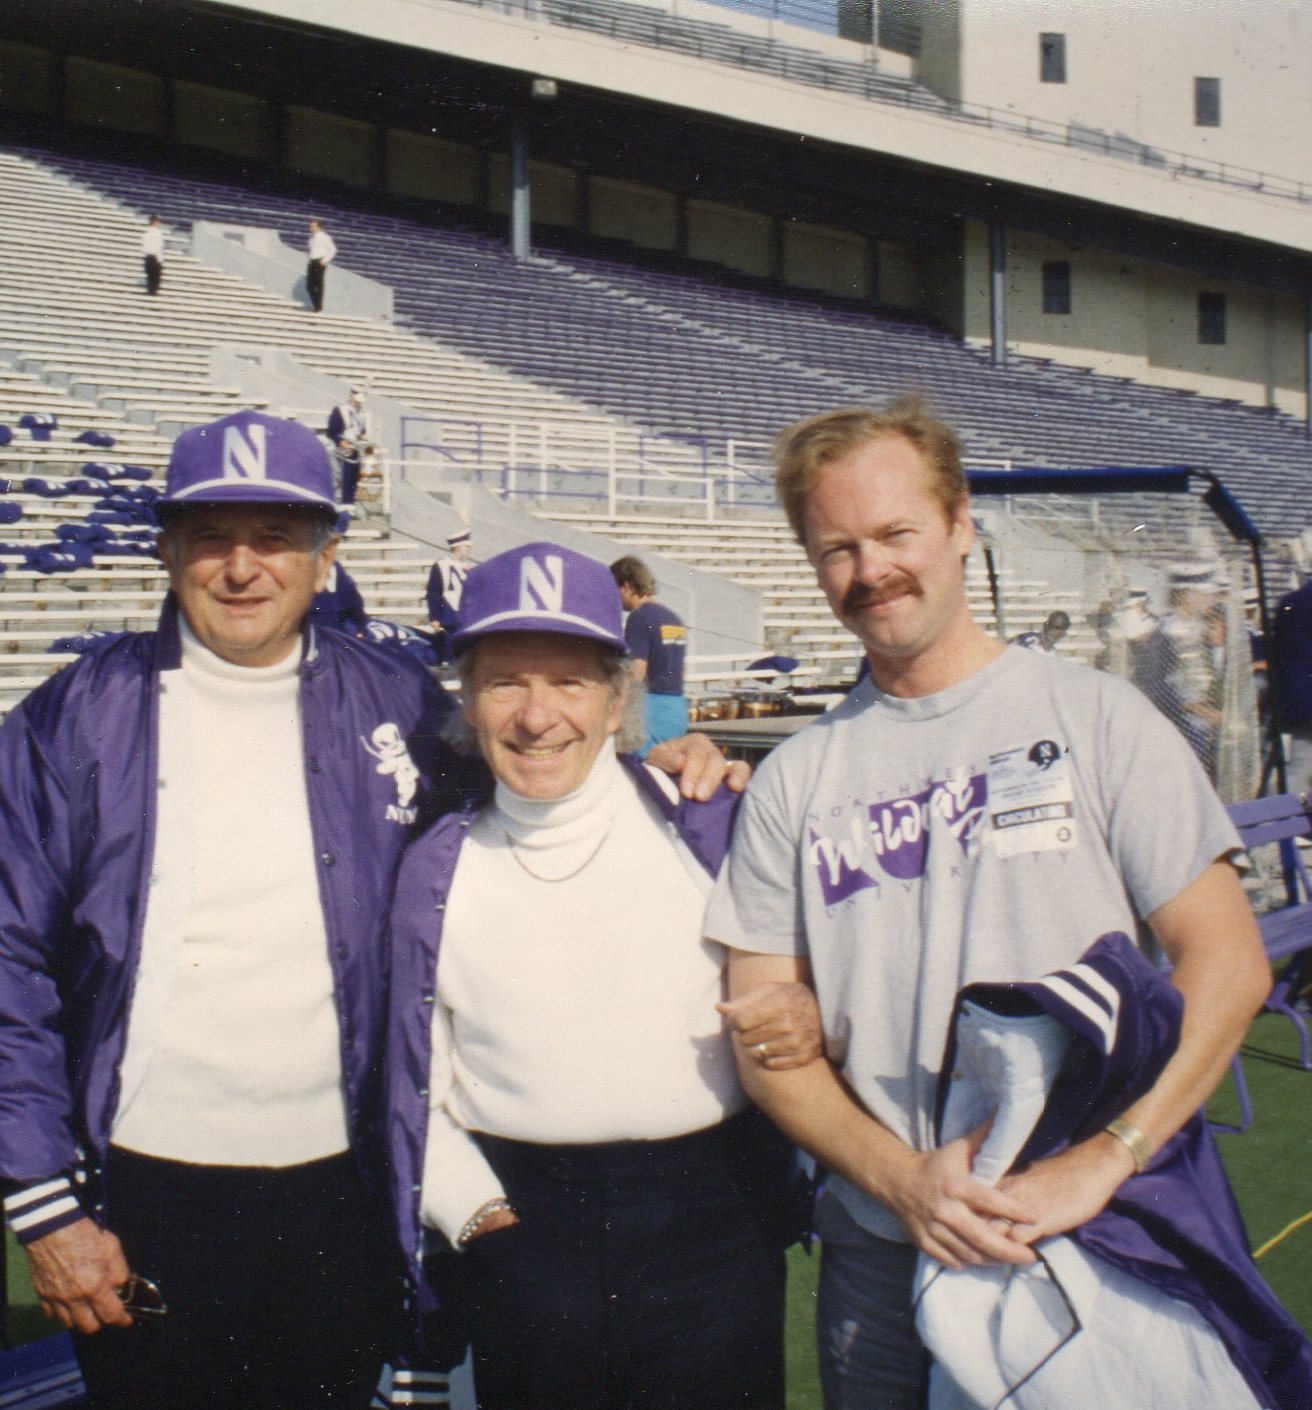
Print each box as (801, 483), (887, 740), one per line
(420, 740), (743, 1243)
(111, 622), (349, 1166)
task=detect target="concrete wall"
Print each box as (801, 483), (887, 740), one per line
(210, 344), (425, 477)
(962, 219), (1308, 415)
(175, 81), (269, 160)
(920, 234), (966, 333)
(876, 239), (923, 308)
(190, 219), (395, 321)
(783, 219), (868, 299)
(1142, 271), (1305, 414)
(946, 0), (1312, 185)
(210, 344), (345, 421)
(64, 57), (165, 135)
(0, 41), (55, 114)
(687, 198), (773, 278)
(590, 176), (679, 251)
(286, 105), (375, 188)
(386, 129), (483, 205)
(534, 161), (581, 229)
(488, 155), (579, 228)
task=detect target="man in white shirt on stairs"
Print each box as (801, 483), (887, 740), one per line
(306, 217), (337, 312)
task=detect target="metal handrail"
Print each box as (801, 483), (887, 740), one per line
(394, 418), (1013, 522)
(474, 460), (777, 521)
(399, 415), (485, 467)
(449, 0), (1312, 207)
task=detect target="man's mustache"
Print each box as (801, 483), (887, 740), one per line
(842, 575), (917, 614)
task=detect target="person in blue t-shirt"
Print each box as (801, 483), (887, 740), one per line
(611, 555), (689, 756)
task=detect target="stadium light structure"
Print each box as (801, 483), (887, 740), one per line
(967, 464), (1261, 549)
(968, 463), (1285, 789)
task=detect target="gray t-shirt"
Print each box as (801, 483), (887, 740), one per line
(705, 645), (1240, 1240)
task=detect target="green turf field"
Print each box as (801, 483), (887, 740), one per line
(6, 1011), (1309, 1410)
(1207, 1011), (1312, 1334)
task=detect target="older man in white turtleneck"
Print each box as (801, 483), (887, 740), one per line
(385, 541), (816, 1410)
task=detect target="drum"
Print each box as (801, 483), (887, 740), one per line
(354, 449), (383, 504)
(693, 693), (739, 722)
(735, 689), (789, 718)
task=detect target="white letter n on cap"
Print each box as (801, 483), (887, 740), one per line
(520, 555), (564, 612)
(222, 423), (268, 481)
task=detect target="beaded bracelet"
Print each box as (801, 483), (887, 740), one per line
(457, 1197), (516, 1248)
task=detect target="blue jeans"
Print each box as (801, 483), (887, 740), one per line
(457, 1111), (790, 1410)
(815, 1189), (929, 1410)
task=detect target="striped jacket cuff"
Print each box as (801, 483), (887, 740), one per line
(373, 1366), (452, 1407)
(4, 1177), (84, 1244)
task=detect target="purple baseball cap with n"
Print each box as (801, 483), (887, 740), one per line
(452, 541), (628, 656)
(160, 409), (336, 511)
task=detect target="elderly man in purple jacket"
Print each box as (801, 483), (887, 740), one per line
(0, 412), (743, 1410)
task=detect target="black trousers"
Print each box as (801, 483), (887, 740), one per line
(339, 451), (362, 504)
(447, 1110), (790, 1410)
(75, 1147), (397, 1410)
(143, 256), (162, 295)
(307, 257), (326, 311)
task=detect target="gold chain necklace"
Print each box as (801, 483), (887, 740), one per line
(506, 825), (613, 883)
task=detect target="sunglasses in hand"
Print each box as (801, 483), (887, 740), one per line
(117, 1274), (168, 1318)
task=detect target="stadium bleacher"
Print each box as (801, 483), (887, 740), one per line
(8, 131), (1306, 536)
(0, 140), (697, 713)
(0, 146), (691, 467)
(2, 123), (1309, 714)
(551, 510), (1084, 683)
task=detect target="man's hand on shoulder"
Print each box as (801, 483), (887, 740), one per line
(26, 1217), (133, 1334)
(646, 732), (751, 799)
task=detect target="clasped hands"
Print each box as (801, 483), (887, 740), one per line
(884, 1121), (1139, 1270)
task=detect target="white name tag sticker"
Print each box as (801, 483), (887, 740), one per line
(987, 739), (1076, 857)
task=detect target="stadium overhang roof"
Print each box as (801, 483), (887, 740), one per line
(206, 0), (1312, 261)
(5, 0), (1312, 289)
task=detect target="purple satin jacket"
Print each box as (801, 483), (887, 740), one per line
(0, 597), (460, 1210)
(384, 761), (740, 1328)
(937, 932), (1312, 1410)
